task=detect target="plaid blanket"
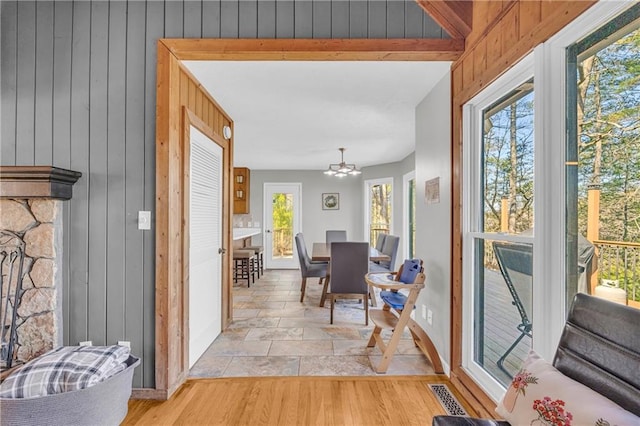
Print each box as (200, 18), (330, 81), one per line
(0, 345), (130, 399)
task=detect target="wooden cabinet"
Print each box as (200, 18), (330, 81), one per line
(233, 167), (250, 214)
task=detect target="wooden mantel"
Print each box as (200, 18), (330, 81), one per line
(0, 166), (82, 200)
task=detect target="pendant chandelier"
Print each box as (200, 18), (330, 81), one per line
(324, 148), (361, 177)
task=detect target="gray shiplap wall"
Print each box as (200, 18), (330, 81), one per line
(0, 0), (446, 389)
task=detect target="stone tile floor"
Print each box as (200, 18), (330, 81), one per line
(189, 269), (436, 377)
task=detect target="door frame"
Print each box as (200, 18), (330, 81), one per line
(263, 182), (302, 269)
(155, 39), (463, 400)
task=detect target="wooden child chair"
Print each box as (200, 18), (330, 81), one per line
(365, 259), (444, 374)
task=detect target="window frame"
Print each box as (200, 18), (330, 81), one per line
(459, 0), (636, 403)
(363, 177), (394, 245)
(462, 53), (537, 399)
(403, 171), (416, 260)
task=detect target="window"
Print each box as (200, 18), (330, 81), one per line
(404, 171), (416, 259)
(459, 2), (637, 403)
(365, 178), (393, 246)
(464, 67), (535, 393)
(566, 5), (640, 309)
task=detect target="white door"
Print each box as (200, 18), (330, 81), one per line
(263, 183), (301, 269)
(189, 125), (223, 368)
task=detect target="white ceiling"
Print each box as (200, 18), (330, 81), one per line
(183, 61), (450, 170)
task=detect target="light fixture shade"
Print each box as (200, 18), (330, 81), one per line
(223, 126), (232, 140)
(324, 148), (360, 178)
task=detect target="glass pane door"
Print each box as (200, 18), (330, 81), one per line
(264, 183), (301, 269)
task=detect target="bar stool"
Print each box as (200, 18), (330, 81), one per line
(244, 245), (264, 278)
(233, 249), (256, 287)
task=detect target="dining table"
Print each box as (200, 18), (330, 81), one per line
(311, 242), (390, 308)
(311, 243), (390, 263)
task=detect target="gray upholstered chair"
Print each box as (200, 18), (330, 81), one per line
(294, 233), (328, 303)
(325, 230), (347, 244)
(370, 234), (399, 273)
(432, 293), (640, 425)
(374, 233), (387, 251)
(328, 242), (369, 325)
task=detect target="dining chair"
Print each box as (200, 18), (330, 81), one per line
(374, 233), (387, 252)
(325, 230), (347, 244)
(294, 233), (329, 303)
(328, 242), (370, 325)
(369, 234), (399, 273)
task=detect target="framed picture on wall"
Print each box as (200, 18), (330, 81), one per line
(425, 177), (440, 204)
(322, 193), (340, 210)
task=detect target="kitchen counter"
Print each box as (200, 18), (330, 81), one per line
(232, 227), (261, 241)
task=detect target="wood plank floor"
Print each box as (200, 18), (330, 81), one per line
(123, 376), (475, 425)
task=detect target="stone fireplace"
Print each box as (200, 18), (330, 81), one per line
(0, 167), (81, 368)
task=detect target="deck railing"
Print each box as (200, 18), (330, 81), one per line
(593, 240), (640, 305)
(272, 228), (293, 257)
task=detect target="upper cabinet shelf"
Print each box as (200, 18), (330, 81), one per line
(233, 167), (250, 214)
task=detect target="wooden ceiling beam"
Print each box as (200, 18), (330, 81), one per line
(416, 0), (473, 39)
(161, 38), (465, 62)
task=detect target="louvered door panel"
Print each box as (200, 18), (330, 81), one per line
(189, 126), (222, 368)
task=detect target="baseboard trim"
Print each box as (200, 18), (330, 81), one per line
(131, 388), (167, 400)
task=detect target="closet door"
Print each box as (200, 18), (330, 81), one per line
(189, 125), (223, 367)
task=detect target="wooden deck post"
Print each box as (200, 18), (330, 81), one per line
(500, 197), (509, 233)
(587, 185), (601, 293)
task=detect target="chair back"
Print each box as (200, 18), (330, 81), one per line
(554, 293), (640, 416)
(397, 259), (423, 284)
(380, 235), (400, 270)
(294, 233), (311, 274)
(330, 242), (369, 295)
(492, 241), (532, 328)
(326, 230), (347, 244)
(374, 233), (387, 251)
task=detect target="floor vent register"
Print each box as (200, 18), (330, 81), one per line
(428, 384), (468, 416)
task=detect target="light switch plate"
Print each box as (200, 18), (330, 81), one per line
(138, 211), (151, 230)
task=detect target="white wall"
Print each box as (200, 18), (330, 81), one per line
(246, 170), (363, 248)
(414, 73), (452, 371)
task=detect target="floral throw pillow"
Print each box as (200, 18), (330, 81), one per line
(495, 350), (639, 426)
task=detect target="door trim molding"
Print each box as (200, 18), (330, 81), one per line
(156, 39), (233, 397)
(160, 38), (463, 62)
(155, 37), (459, 400)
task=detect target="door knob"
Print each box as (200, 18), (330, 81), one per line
(218, 248), (227, 255)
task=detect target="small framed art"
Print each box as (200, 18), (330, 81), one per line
(322, 193), (340, 210)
